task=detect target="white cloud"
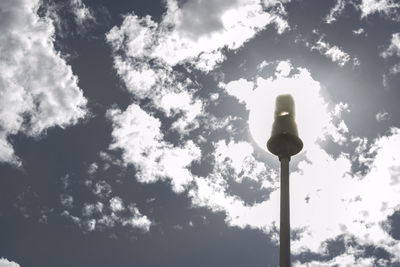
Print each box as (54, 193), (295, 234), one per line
(191, 125), (400, 263)
(311, 39), (353, 66)
(110, 197), (124, 212)
(376, 110), (390, 121)
(122, 204), (152, 232)
(107, 104), (201, 193)
(0, 0), (87, 164)
(325, 0), (400, 22)
(108, 55), (203, 134)
(390, 63), (400, 74)
(87, 162), (98, 175)
(61, 210), (81, 224)
(83, 219), (96, 231)
(62, 182), (152, 232)
(289, 128), (400, 260)
(214, 140), (274, 185)
(93, 181), (112, 199)
(70, 0), (95, 27)
(359, 0), (400, 18)
(82, 202), (103, 217)
(324, 0), (346, 23)
(0, 258), (20, 267)
(381, 33), (400, 58)
(60, 194), (74, 209)
(159, 91), (203, 133)
(105, 0), (292, 157)
(275, 60), (292, 76)
(41, 0), (95, 36)
(109, 57), (163, 98)
(61, 174), (70, 190)
(381, 33), (400, 82)
(65, 201), (152, 232)
(353, 27), (366, 35)
(106, 0), (290, 71)
(257, 60), (271, 71)
(98, 200), (152, 232)
(190, 176), (277, 231)
(189, 140), (278, 231)
(294, 250), (377, 267)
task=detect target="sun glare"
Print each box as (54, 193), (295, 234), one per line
(226, 62), (332, 154)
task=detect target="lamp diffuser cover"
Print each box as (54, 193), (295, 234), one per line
(267, 94), (303, 158)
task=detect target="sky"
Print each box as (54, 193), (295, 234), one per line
(1, 0), (400, 266)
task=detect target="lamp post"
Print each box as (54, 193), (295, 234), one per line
(267, 95), (303, 267)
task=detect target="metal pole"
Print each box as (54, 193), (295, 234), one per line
(280, 157), (290, 267)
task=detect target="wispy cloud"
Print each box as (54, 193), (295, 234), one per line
(380, 33), (400, 86)
(294, 250), (382, 266)
(41, 0), (96, 37)
(70, 0), (95, 28)
(297, 31), (359, 67)
(60, 194), (74, 209)
(376, 110), (391, 121)
(353, 27), (366, 35)
(324, 0), (400, 24)
(381, 33), (400, 58)
(61, 175), (152, 232)
(311, 38), (354, 67)
(359, 0), (400, 19)
(324, 0), (346, 23)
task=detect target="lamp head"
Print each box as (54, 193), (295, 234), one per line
(267, 94), (303, 158)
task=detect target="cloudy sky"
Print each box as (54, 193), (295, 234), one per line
(1, 0), (400, 266)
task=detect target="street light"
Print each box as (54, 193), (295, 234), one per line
(267, 94), (303, 267)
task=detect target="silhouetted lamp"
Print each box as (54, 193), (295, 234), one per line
(267, 94), (303, 158)
(267, 94), (303, 267)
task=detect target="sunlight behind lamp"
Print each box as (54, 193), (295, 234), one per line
(224, 62), (332, 155)
(267, 95), (303, 158)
